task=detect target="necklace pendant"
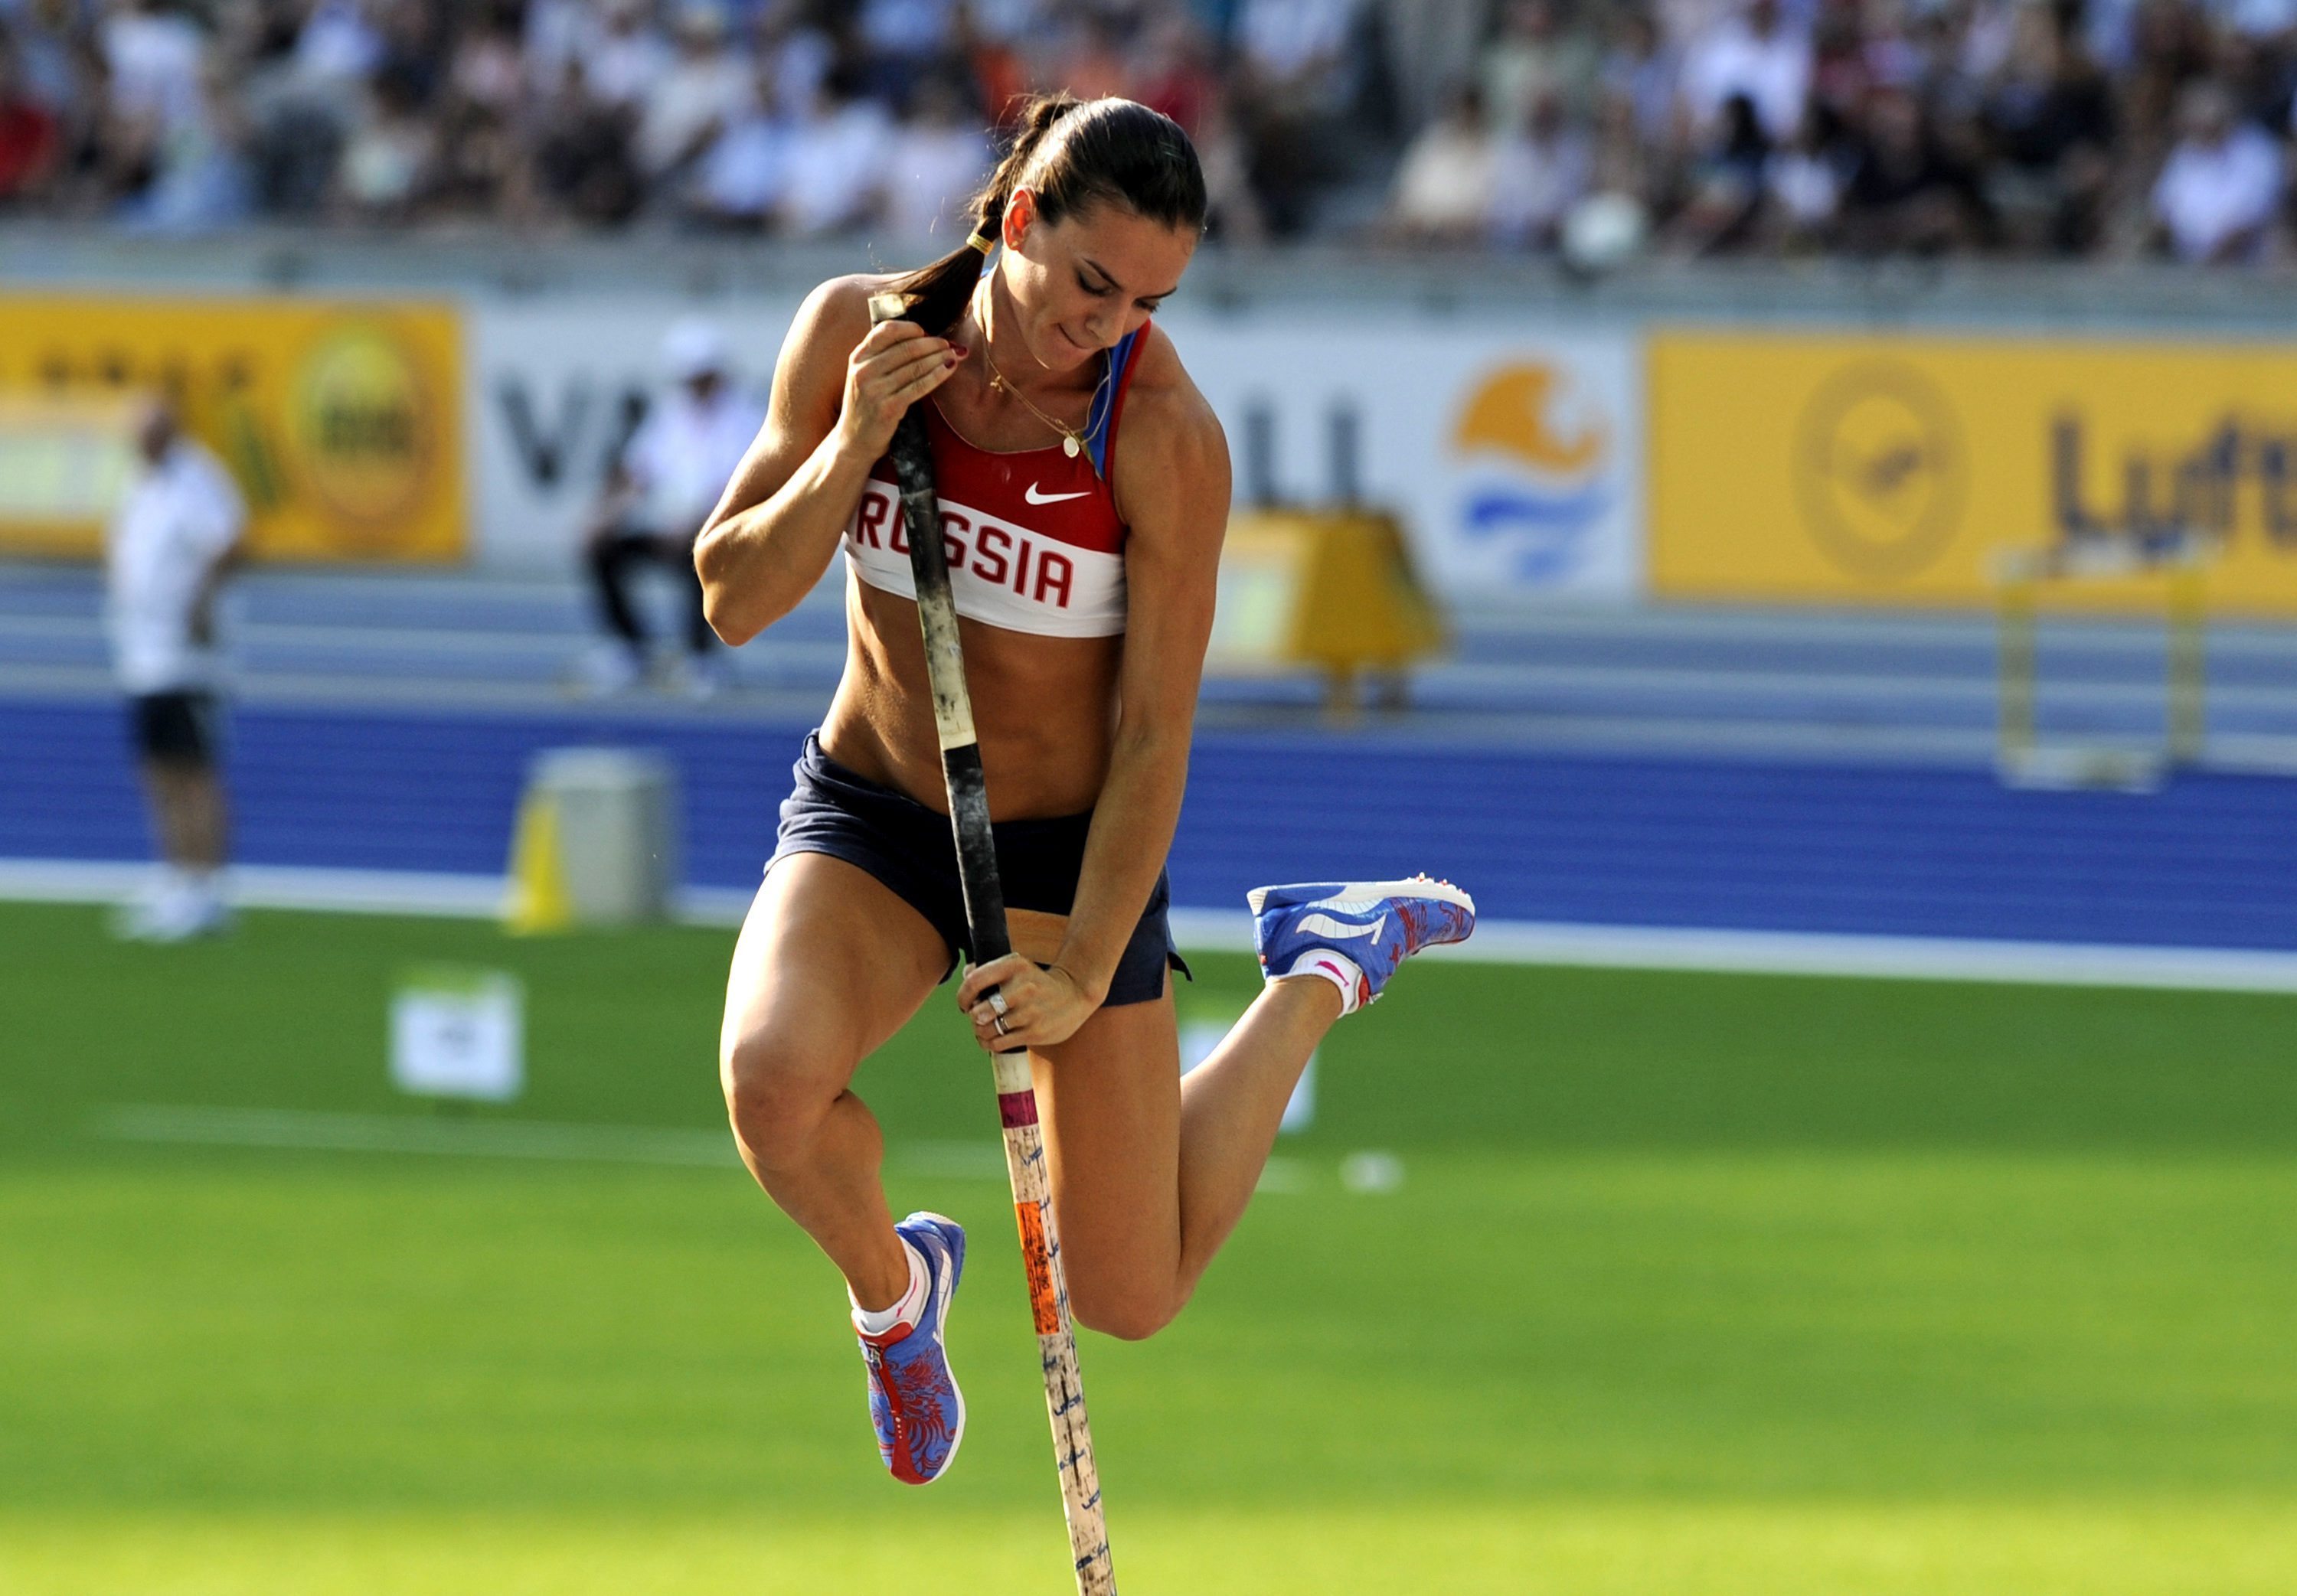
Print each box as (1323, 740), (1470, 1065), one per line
(1064, 434), (1081, 458)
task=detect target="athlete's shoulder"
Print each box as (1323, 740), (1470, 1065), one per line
(775, 273), (921, 422)
(1116, 322), (1224, 467)
(789, 273), (899, 360)
(1110, 322), (1229, 530)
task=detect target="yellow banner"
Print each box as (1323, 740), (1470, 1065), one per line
(0, 296), (464, 562)
(1649, 330), (2297, 613)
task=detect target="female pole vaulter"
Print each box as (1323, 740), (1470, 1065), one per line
(694, 94), (1474, 1486)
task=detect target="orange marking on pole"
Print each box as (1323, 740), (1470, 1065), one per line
(1014, 1199), (1060, 1335)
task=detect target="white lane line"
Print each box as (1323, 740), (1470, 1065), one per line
(13, 859), (2295, 996)
(89, 1105), (1309, 1192)
(93, 1105), (738, 1166)
(1167, 909), (2297, 995)
(90, 1105), (1006, 1178)
(0, 860), (505, 917)
(0, 860), (746, 925)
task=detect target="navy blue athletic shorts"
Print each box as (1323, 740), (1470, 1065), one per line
(129, 690), (220, 767)
(766, 732), (1189, 1007)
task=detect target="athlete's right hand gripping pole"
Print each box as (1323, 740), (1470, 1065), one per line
(871, 295), (1116, 1596)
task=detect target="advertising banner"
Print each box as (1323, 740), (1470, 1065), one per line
(1167, 315), (1642, 602)
(470, 298), (1641, 599)
(0, 392), (141, 557)
(0, 295), (464, 562)
(1652, 329), (2297, 613)
(471, 298), (792, 570)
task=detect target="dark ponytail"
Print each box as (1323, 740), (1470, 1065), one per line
(882, 94), (1208, 336)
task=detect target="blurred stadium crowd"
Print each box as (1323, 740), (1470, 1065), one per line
(2, 0), (2296, 262)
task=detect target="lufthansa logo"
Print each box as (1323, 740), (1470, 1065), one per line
(1793, 362), (1965, 581)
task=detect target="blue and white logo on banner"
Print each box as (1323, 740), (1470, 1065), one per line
(1450, 362), (1617, 587)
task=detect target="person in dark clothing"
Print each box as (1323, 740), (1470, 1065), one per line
(1841, 86), (1987, 255)
(579, 319), (763, 699)
(1673, 90), (1771, 253)
(1979, 1), (2115, 253)
(0, 33), (58, 204)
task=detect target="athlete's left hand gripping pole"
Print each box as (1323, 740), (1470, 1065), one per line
(868, 294), (1117, 1596)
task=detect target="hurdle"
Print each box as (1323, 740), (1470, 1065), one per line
(1994, 528), (2214, 791)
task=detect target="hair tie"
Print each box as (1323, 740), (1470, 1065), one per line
(967, 227), (996, 256)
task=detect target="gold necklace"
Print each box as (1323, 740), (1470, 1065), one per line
(975, 283), (1092, 462)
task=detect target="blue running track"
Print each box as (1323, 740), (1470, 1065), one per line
(6, 697), (2292, 951)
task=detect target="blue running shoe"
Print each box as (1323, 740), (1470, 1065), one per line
(1248, 876), (1476, 1013)
(856, 1212), (967, 1485)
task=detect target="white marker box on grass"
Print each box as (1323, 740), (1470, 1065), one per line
(390, 967), (524, 1103)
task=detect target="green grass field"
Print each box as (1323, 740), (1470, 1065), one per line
(4, 900), (2295, 1594)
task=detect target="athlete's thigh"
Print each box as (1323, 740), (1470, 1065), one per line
(721, 851), (949, 1098)
(1029, 976), (1184, 1292)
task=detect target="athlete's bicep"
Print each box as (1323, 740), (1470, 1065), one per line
(1115, 391), (1230, 736)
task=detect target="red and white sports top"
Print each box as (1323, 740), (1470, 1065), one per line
(844, 328), (1148, 639)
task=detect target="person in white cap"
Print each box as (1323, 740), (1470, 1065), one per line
(106, 397), (246, 941)
(580, 317), (763, 697)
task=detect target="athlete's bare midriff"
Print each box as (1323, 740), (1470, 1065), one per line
(820, 576), (1122, 820)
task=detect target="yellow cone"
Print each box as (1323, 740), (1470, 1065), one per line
(504, 792), (573, 935)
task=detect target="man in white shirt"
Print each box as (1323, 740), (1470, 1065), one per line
(778, 69), (896, 237)
(635, 2), (755, 180)
(2152, 80), (2283, 263)
(1678, 0), (1812, 144)
(1387, 84), (1499, 243)
(583, 319), (762, 697)
(1239, 0), (1360, 95)
(102, 0), (210, 135)
(579, 0), (669, 111)
(106, 400), (247, 941)
(1488, 93), (1594, 249)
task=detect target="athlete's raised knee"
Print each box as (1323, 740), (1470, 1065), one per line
(720, 1033), (842, 1170)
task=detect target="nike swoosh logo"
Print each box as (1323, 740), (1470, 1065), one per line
(1024, 482), (1090, 505)
(1297, 912), (1385, 943)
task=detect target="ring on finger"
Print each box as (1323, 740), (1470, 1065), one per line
(987, 991), (1008, 1018)
(992, 1015), (1008, 1036)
